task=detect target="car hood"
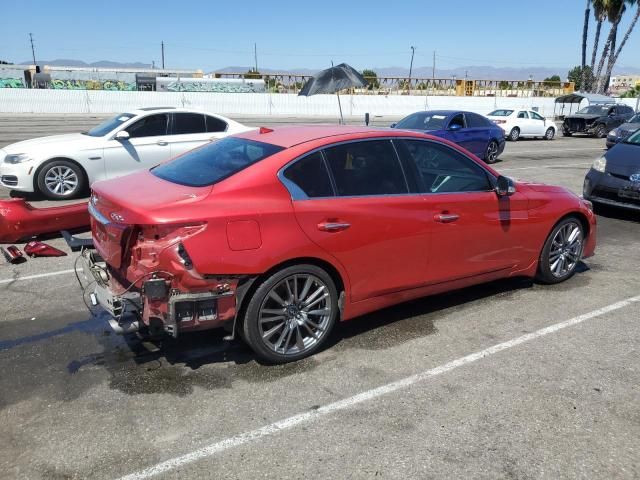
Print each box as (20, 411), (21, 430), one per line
(604, 142), (640, 176)
(2, 133), (99, 154)
(615, 122), (640, 134)
(516, 180), (570, 194)
(564, 114), (601, 121)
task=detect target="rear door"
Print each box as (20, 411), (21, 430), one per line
(169, 112), (215, 158)
(283, 139), (432, 302)
(394, 139), (533, 282)
(103, 113), (171, 179)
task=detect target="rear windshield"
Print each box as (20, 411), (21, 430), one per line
(487, 109), (513, 116)
(152, 137), (284, 187)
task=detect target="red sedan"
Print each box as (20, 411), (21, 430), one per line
(83, 126), (596, 363)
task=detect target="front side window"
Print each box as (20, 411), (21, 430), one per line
(323, 140), (408, 196)
(85, 113), (135, 137)
(172, 113), (206, 135)
(152, 137), (284, 187)
(283, 152), (334, 198)
(394, 139), (492, 194)
(517, 111), (529, 119)
(448, 114), (465, 129)
(127, 113), (169, 138)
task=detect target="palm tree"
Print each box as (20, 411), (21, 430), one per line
(581, 0), (591, 74)
(594, 0), (627, 92)
(601, 2), (640, 92)
(588, 0), (608, 90)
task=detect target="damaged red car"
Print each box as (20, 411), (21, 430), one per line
(81, 126), (596, 363)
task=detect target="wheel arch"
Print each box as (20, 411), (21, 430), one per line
(234, 256), (348, 334)
(542, 211), (592, 250)
(33, 156), (89, 192)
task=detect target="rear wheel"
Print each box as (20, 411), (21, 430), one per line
(544, 127), (555, 140)
(242, 264), (338, 363)
(484, 140), (499, 164)
(536, 217), (584, 284)
(36, 159), (86, 200)
(508, 127), (520, 141)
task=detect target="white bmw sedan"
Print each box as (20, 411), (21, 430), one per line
(0, 107), (254, 199)
(486, 109), (556, 141)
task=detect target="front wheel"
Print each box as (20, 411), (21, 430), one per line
(536, 217), (584, 284)
(36, 160), (86, 200)
(484, 140), (499, 164)
(242, 264), (339, 363)
(544, 127), (555, 140)
(508, 127), (520, 141)
(594, 124), (607, 138)
(562, 128), (572, 137)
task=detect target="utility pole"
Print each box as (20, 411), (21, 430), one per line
(254, 43), (258, 72)
(161, 41), (165, 69)
(431, 50), (436, 96)
(29, 33), (36, 65)
(408, 46), (415, 92)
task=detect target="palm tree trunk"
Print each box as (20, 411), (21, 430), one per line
(591, 20), (603, 68)
(595, 28), (615, 93)
(581, 0), (591, 90)
(603, 6), (640, 92)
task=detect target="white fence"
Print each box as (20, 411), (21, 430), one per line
(0, 88), (637, 118)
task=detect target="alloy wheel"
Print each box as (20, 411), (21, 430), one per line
(545, 128), (555, 140)
(548, 221), (583, 278)
(258, 273), (333, 356)
(44, 166), (79, 196)
(485, 141), (499, 163)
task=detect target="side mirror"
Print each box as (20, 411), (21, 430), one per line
(448, 123), (462, 131)
(114, 130), (130, 141)
(495, 176), (516, 197)
(390, 123), (397, 128)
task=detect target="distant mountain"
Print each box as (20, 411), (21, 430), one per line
(19, 59), (152, 69)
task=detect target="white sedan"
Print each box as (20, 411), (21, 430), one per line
(486, 109), (556, 141)
(0, 107), (254, 199)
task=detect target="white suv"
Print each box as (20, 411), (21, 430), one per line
(0, 107), (254, 199)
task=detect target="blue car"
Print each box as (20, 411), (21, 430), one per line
(392, 110), (506, 164)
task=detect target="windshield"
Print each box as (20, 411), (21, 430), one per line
(84, 113), (135, 137)
(627, 113), (640, 123)
(624, 129), (640, 145)
(152, 137), (284, 187)
(576, 106), (609, 115)
(487, 109), (513, 117)
(396, 113), (448, 130)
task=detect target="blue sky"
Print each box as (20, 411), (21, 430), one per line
(2, 0), (639, 73)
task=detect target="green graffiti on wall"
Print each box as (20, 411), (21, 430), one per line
(49, 79), (136, 91)
(0, 78), (25, 88)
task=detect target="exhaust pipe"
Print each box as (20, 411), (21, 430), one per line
(108, 318), (140, 334)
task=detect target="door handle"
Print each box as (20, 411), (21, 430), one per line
(317, 221), (351, 232)
(434, 213), (460, 223)
(157, 140), (168, 146)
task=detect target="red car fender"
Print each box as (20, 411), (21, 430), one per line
(0, 198), (89, 243)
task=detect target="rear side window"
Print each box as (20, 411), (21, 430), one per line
(322, 140), (408, 196)
(530, 111), (545, 121)
(173, 113), (206, 134)
(283, 152), (334, 198)
(394, 139), (491, 193)
(152, 137), (283, 187)
(127, 113), (169, 138)
(206, 115), (228, 132)
(466, 113), (491, 128)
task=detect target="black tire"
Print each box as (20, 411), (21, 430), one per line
(484, 140), (499, 164)
(544, 127), (555, 140)
(594, 124), (607, 138)
(36, 159), (86, 200)
(508, 127), (520, 141)
(562, 129), (572, 137)
(242, 264), (339, 363)
(536, 217), (585, 284)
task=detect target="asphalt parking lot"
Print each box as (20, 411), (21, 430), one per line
(1, 115), (639, 480)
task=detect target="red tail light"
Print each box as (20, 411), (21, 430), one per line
(493, 120), (507, 124)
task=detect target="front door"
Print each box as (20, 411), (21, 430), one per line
(104, 112), (171, 179)
(282, 140), (432, 302)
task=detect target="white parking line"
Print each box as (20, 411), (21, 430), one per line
(500, 162), (591, 171)
(0, 269), (75, 285)
(508, 147), (604, 154)
(116, 294), (640, 480)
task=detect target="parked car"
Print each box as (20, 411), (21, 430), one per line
(562, 104), (635, 138)
(391, 110), (505, 163)
(0, 107), (254, 200)
(606, 112), (640, 148)
(83, 126), (596, 363)
(486, 109), (556, 141)
(584, 128), (640, 210)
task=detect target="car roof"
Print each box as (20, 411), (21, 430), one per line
(235, 125), (424, 148)
(128, 107), (229, 118)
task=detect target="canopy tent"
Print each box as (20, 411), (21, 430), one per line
(554, 92), (616, 118)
